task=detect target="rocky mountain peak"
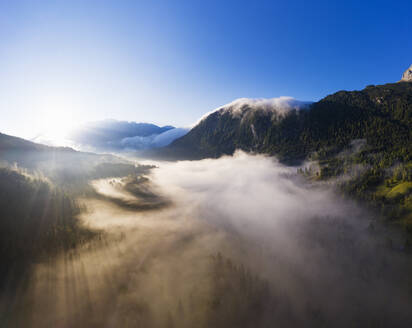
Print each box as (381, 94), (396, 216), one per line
(401, 64), (412, 82)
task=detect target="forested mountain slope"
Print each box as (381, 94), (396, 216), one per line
(0, 133), (154, 287)
(152, 82), (412, 229)
(0, 132), (154, 188)
(160, 82), (411, 164)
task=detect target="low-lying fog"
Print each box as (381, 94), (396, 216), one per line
(3, 152), (412, 327)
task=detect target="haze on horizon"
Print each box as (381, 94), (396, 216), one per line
(0, 0), (411, 140)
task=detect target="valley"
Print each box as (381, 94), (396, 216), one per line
(2, 153), (412, 327)
(0, 71), (410, 328)
(1, 2), (411, 326)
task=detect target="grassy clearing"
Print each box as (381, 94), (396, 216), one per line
(387, 182), (412, 199)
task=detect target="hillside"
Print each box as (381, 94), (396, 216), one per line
(0, 132), (70, 152)
(0, 132), (152, 190)
(0, 133), (155, 288)
(0, 167), (96, 287)
(157, 82), (411, 163)
(0, 132), (93, 165)
(150, 82), (412, 229)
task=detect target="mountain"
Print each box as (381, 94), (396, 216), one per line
(0, 132), (155, 286)
(0, 132), (78, 167)
(155, 82), (411, 164)
(401, 64), (412, 82)
(0, 132), (151, 189)
(68, 119), (188, 152)
(141, 97), (310, 161)
(147, 80), (412, 229)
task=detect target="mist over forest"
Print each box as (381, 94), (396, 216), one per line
(1, 144), (412, 327)
(1, 77), (411, 326)
(1, 77), (412, 327)
(1, 1), (412, 326)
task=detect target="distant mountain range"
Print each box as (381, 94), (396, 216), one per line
(26, 65), (411, 162)
(1, 68), (411, 227)
(2, 70), (410, 167)
(68, 120), (189, 152)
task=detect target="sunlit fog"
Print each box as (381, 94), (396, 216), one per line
(1, 1), (411, 327)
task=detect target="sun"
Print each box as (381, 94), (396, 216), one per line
(38, 110), (76, 147)
(31, 92), (80, 146)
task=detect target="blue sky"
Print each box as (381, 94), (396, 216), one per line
(0, 0), (411, 139)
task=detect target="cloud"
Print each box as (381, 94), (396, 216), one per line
(149, 151), (412, 326)
(120, 127), (189, 150)
(150, 127), (189, 148)
(7, 151), (412, 327)
(66, 119), (189, 152)
(152, 151), (365, 239)
(195, 96), (312, 125)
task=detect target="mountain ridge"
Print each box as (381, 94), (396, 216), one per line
(401, 64), (412, 82)
(68, 120), (188, 152)
(145, 81), (411, 164)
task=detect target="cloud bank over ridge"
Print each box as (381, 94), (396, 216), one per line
(196, 96), (313, 125)
(67, 119), (189, 152)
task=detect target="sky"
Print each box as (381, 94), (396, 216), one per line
(0, 0), (411, 139)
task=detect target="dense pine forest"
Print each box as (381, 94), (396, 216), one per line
(0, 134), (154, 291)
(0, 168), (97, 289)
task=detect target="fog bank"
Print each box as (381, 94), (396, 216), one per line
(150, 151), (412, 327)
(3, 151), (412, 327)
